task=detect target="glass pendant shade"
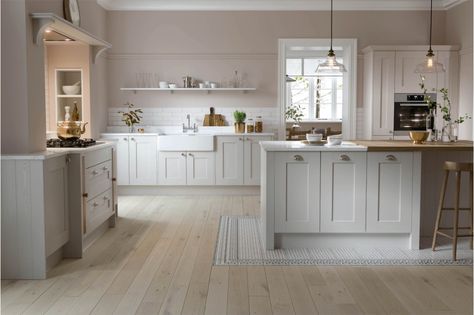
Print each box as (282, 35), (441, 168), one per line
(316, 51), (347, 74)
(285, 75), (296, 82)
(415, 51), (445, 73)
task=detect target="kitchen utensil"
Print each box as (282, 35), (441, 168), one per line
(62, 85), (80, 95)
(210, 83), (217, 88)
(183, 76), (193, 88)
(57, 121), (88, 140)
(199, 83), (205, 88)
(327, 135), (342, 146)
(409, 131), (430, 144)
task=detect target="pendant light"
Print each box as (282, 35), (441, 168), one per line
(316, 0), (346, 74)
(285, 75), (296, 82)
(415, 0), (445, 73)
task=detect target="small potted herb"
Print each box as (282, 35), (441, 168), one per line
(119, 102), (143, 133)
(233, 110), (246, 133)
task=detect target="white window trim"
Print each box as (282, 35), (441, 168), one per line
(278, 38), (358, 140)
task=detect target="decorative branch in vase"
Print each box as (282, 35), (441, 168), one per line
(438, 88), (471, 142)
(285, 104), (304, 128)
(118, 102), (143, 133)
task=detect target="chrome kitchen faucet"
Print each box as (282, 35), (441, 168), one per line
(183, 114), (198, 133)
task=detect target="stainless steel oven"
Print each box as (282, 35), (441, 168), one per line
(393, 93), (436, 136)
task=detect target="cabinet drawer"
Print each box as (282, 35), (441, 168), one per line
(85, 160), (112, 199)
(85, 189), (113, 235)
(84, 147), (112, 168)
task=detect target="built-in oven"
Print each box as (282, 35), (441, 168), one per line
(393, 93), (436, 136)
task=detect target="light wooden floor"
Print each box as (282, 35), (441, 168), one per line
(2, 195), (473, 315)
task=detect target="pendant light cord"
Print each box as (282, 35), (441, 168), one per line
(330, 0), (333, 52)
(429, 0), (433, 51)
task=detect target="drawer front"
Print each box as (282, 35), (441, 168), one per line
(84, 147), (112, 169)
(85, 160), (112, 199)
(85, 189), (114, 235)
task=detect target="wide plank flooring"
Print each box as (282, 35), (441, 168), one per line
(2, 195), (472, 315)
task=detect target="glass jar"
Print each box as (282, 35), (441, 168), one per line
(246, 118), (255, 133)
(255, 116), (263, 133)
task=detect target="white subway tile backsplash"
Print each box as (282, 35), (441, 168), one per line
(108, 106), (280, 132)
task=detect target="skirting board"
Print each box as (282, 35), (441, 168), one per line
(118, 185), (260, 196)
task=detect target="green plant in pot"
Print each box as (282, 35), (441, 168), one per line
(118, 102), (143, 133)
(233, 110), (246, 133)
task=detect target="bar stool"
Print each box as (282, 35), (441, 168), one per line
(432, 161), (473, 260)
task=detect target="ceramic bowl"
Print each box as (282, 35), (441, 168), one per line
(159, 81), (169, 88)
(306, 133), (323, 142)
(168, 83), (177, 89)
(327, 135), (342, 146)
(409, 131), (429, 144)
(62, 85), (80, 95)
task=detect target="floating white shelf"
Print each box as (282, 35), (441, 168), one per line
(120, 87), (257, 94)
(30, 13), (112, 64)
(57, 94), (82, 98)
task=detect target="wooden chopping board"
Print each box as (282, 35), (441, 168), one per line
(203, 114), (225, 126)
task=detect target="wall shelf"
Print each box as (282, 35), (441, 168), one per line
(30, 13), (112, 64)
(120, 87), (257, 94)
(57, 94), (82, 98)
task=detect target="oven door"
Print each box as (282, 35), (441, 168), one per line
(394, 102), (429, 133)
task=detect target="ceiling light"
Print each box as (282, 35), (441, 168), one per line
(285, 75), (296, 82)
(45, 29), (52, 33)
(415, 0), (445, 73)
(65, 38), (72, 41)
(316, 0), (346, 75)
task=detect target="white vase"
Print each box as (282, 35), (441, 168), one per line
(64, 106), (71, 121)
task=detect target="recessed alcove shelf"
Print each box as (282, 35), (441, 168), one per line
(30, 13), (112, 64)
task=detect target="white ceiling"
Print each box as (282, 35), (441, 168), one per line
(97, 0), (467, 11)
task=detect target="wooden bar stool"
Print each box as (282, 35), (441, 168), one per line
(432, 161), (473, 260)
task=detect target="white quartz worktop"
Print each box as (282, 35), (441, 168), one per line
(260, 141), (367, 151)
(1, 141), (115, 161)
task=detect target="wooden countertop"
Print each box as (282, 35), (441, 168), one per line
(353, 140), (473, 152)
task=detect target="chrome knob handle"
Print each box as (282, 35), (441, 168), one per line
(123, 137), (127, 141)
(339, 154), (350, 161)
(246, 137), (251, 141)
(385, 154), (397, 161)
(188, 153), (193, 157)
(293, 155), (304, 161)
(181, 153), (186, 157)
(103, 196), (108, 201)
(239, 138), (243, 141)
(93, 202), (99, 207)
(102, 167), (108, 171)
(131, 137), (135, 141)
(92, 170), (99, 175)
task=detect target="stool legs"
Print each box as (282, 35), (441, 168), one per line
(452, 171), (461, 260)
(432, 170), (449, 251)
(470, 171), (473, 250)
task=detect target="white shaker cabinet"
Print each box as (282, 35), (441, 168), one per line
(371, 51), (395, 137)
(158, 152), (187, 185)
(395, 51), (438, 92)
(366, 152), (413, 233)
(101, 134), (157, 185)
(320, 152), (367, 233)
(129, 135), (157, 185)
(216, 136), (244, 185)
(274, 152), (320, 233)
(186, 152), (215, 186)
(244, 136), (268, 185)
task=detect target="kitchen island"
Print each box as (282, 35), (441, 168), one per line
(260, 140), (473, 250)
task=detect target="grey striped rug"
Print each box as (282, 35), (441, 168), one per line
(214, 216), (473, 266)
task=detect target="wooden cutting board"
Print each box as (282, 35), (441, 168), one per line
(203, 114), (225, 126)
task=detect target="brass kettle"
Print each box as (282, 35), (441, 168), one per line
(57, 121), (88, 140)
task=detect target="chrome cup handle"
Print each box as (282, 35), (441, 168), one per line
(293, 155), (304, 161)
(339, 154), (350, 161)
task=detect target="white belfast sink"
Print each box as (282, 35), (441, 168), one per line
(159, 134), (214, 151)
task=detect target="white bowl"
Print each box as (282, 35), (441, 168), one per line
(62, 85), (80, 95)
(306, 133), (323, 142)
(168, 83), (177, 89)
(159, 81), (169, 88)
(327, 135), (342, 146)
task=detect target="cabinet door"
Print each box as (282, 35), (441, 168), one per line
(115, 136), (130, 185)
(367, 152), (413, 233)
(395, 51), (437, 92)
(44, 155), (69, 256)
(244, 136), (272, 185)
(216, 136), (244, 185)
(320, 152), (367, 233)
(158, 152), (187, 185)
(187, 152), (215, 186)
(129, 136), (157, 185)
(373, 52), (395, 136)
(275, 152), (320, 233)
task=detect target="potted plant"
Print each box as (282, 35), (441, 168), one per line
(233, 110), (246, 133)
(118, 102), (143, 133)
(285, 104), (304, 128)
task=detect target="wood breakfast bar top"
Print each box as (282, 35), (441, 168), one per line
(352, 140), (473, 152)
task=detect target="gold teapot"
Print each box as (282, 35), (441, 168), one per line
(57, 121), (88, 140)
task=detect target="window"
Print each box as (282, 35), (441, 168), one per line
(286, 58), (343, 121)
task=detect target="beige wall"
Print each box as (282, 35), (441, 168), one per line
(446, 1), (473, 140)
(1, 0), (108, 153)
(106, 10), (446, 112)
